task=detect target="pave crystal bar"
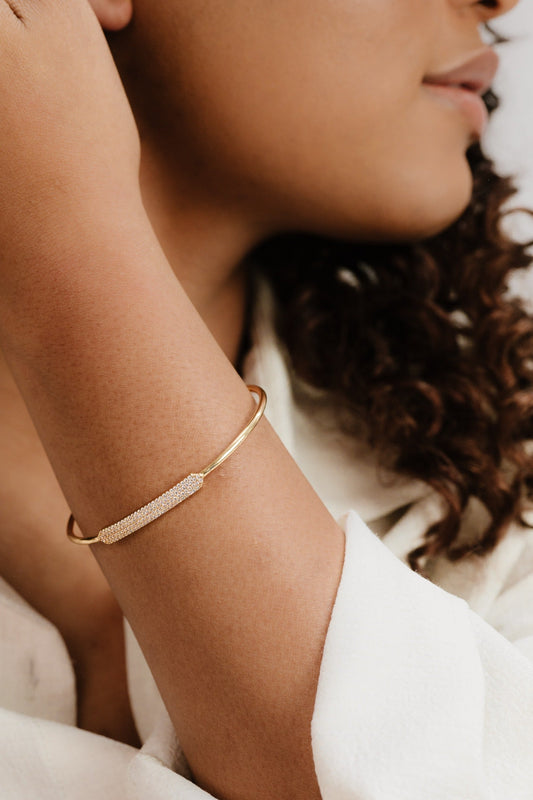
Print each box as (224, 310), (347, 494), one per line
(98, 473), (204, 544)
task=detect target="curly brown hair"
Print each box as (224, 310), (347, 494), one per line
(249, 84), (533, 575)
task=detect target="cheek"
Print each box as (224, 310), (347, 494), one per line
(158, 0), (474, 241)
(190, 76), (473, 242)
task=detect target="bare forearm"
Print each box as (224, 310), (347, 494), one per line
(0, 211), (344, 800)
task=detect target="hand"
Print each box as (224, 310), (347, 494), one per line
(0, 0), (142, 287)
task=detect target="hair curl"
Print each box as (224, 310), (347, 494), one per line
(249, 86), (533, 575)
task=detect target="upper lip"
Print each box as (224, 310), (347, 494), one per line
(423, 48), (499, 95)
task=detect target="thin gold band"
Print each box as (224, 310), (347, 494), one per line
(66, 385), (267, 546)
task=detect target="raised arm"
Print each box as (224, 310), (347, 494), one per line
(0, 4), (344, 798)
(2, 213), (346, 799)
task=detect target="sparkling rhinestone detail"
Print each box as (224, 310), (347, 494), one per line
(99, 473), (204, 544)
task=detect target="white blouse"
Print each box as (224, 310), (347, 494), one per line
(1, 282), (533, 798)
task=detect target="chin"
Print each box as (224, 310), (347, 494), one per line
(381, 160), (475, 243)
(288, 154), (475, 245)
(402, 203), (471, 241)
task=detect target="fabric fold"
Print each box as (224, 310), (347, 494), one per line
(311, 510), (533, 800)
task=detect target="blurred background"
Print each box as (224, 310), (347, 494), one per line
(484, 1), (533, 301)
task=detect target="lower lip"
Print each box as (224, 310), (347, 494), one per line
(422, 83), (489, 139)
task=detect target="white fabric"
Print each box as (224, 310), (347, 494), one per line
(1, 281), (533, 797)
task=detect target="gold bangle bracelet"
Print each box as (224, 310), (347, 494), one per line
(66, 385), (267, 546)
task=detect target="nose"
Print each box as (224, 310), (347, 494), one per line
(452, 0), (521, 22)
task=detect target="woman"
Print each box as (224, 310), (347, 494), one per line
(0, 0), (531, 797)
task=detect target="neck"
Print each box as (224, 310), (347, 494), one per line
(105, 25), (279, 367)
(106, 26), (278, 367)
(138, 133), (269, 368)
